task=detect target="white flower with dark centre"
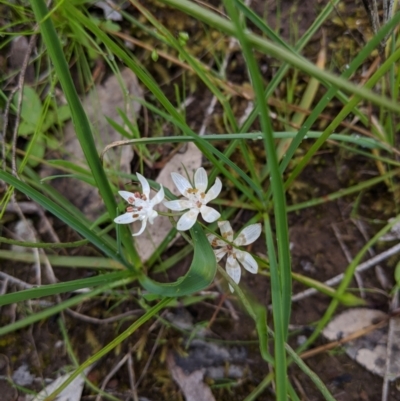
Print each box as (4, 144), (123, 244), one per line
(163, 167), (222, 231)
(208, 221), (261, 292)
(114, 173), (164, 236)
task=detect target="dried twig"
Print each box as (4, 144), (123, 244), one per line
(353, 218), (391, 289)
(95, 352), (131, 401)
(10, 198), (42, 285)
(300, 315), (389, 359)
(362, 0), (395, 54)
(213, 282), (240, 321)
(382, 290), (399, 401)
(127, 352), (139, 401)
(0, 271), (33, 290)
(94, 312), (166, 401)
(134, 324), (165, 388)
(65, 309), (142, 324)
(332, 223), (365, 298)
(292, 242), (400, 303)
(5, 200), (68, 254)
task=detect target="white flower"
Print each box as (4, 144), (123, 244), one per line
(208, 221), (261, 292)
(114, 173), (164, 236)
(164, 167), (222, 231)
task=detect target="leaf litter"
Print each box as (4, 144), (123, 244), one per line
(322, 308), (400, 380)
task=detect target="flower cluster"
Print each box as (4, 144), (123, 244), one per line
(114, 173), (164, 236)
(114, 167), (261, 289)
(207, 221), (261, 292)
(163, 168), (221, 231)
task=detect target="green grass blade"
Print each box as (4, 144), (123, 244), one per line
(264, 214), (287, 400)
(217, 266), (274, 364)
(280, 11), (400, 183)
(0, 170), (127, 266)
(291, 272), (365, 306)
(30, 0), (138, 266)
(29, 0), (114, 216)
(96, 131), (387, 150)
(297, 214), (400, 354)
(0, 250), (124, 269)
(0, 271), (133, 306)
(238, 0), (340, 133)
(284, 343), (336, 401)
(287, 168), (400, 212)
(45, 297), (172, 400)
(61, 5), (263, 204)
(286, 43), (400, 189)
(0, 276), (134, 337)
(159, 0), (400, 113)
(224, 3), (292, 351)
(131, 0), (239, 132)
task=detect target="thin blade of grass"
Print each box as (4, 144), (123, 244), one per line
(30, 0), (138, 266)
(0, 271), (132, 306)
(297, 214), (400, 354)
(286, 43), (400, 190)
(0, 276), (135, 337)
(44, 297), (171, 400)
(223, 3), (292, 350)
(0, 170), (127, 266)
(263, 214), (287, 400)
(159, 0), (400, 113)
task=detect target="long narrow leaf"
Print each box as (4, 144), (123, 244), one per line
(139, 224), (217, 296)
(30, 0), (139, 266)
(0, 276), (134, 337)
(0, 271), (133, 307)
(45, 297), (171, 400)
(0, 170), (128, 266)
(159, 0), (400, 113)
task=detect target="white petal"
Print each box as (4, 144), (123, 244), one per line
(218, 221), (234, 242)
(114, 212), (139, 224)
(200, 205), (220, 223)
(132, 218), (147, 236)
(207, 234), (227, 248)
(237, 250), (258, 273)
(177, 209), (199, 231)
(214, 247), (227, 262)
(118, 191), (136, 204)
(136, 173), (150, 198)
(171, 172), (192, 197)
(207, 233), (216, 243)
(234, 223), (262, 246)
(151, 185), (165, 206)
(204, 177), (222, 203)
(133, 198), (147, 208)
(194, 167), (208, 192)
(148, 210), (158, 225)
(164, 199), (193, 211)
(226, 254), (241, 292)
